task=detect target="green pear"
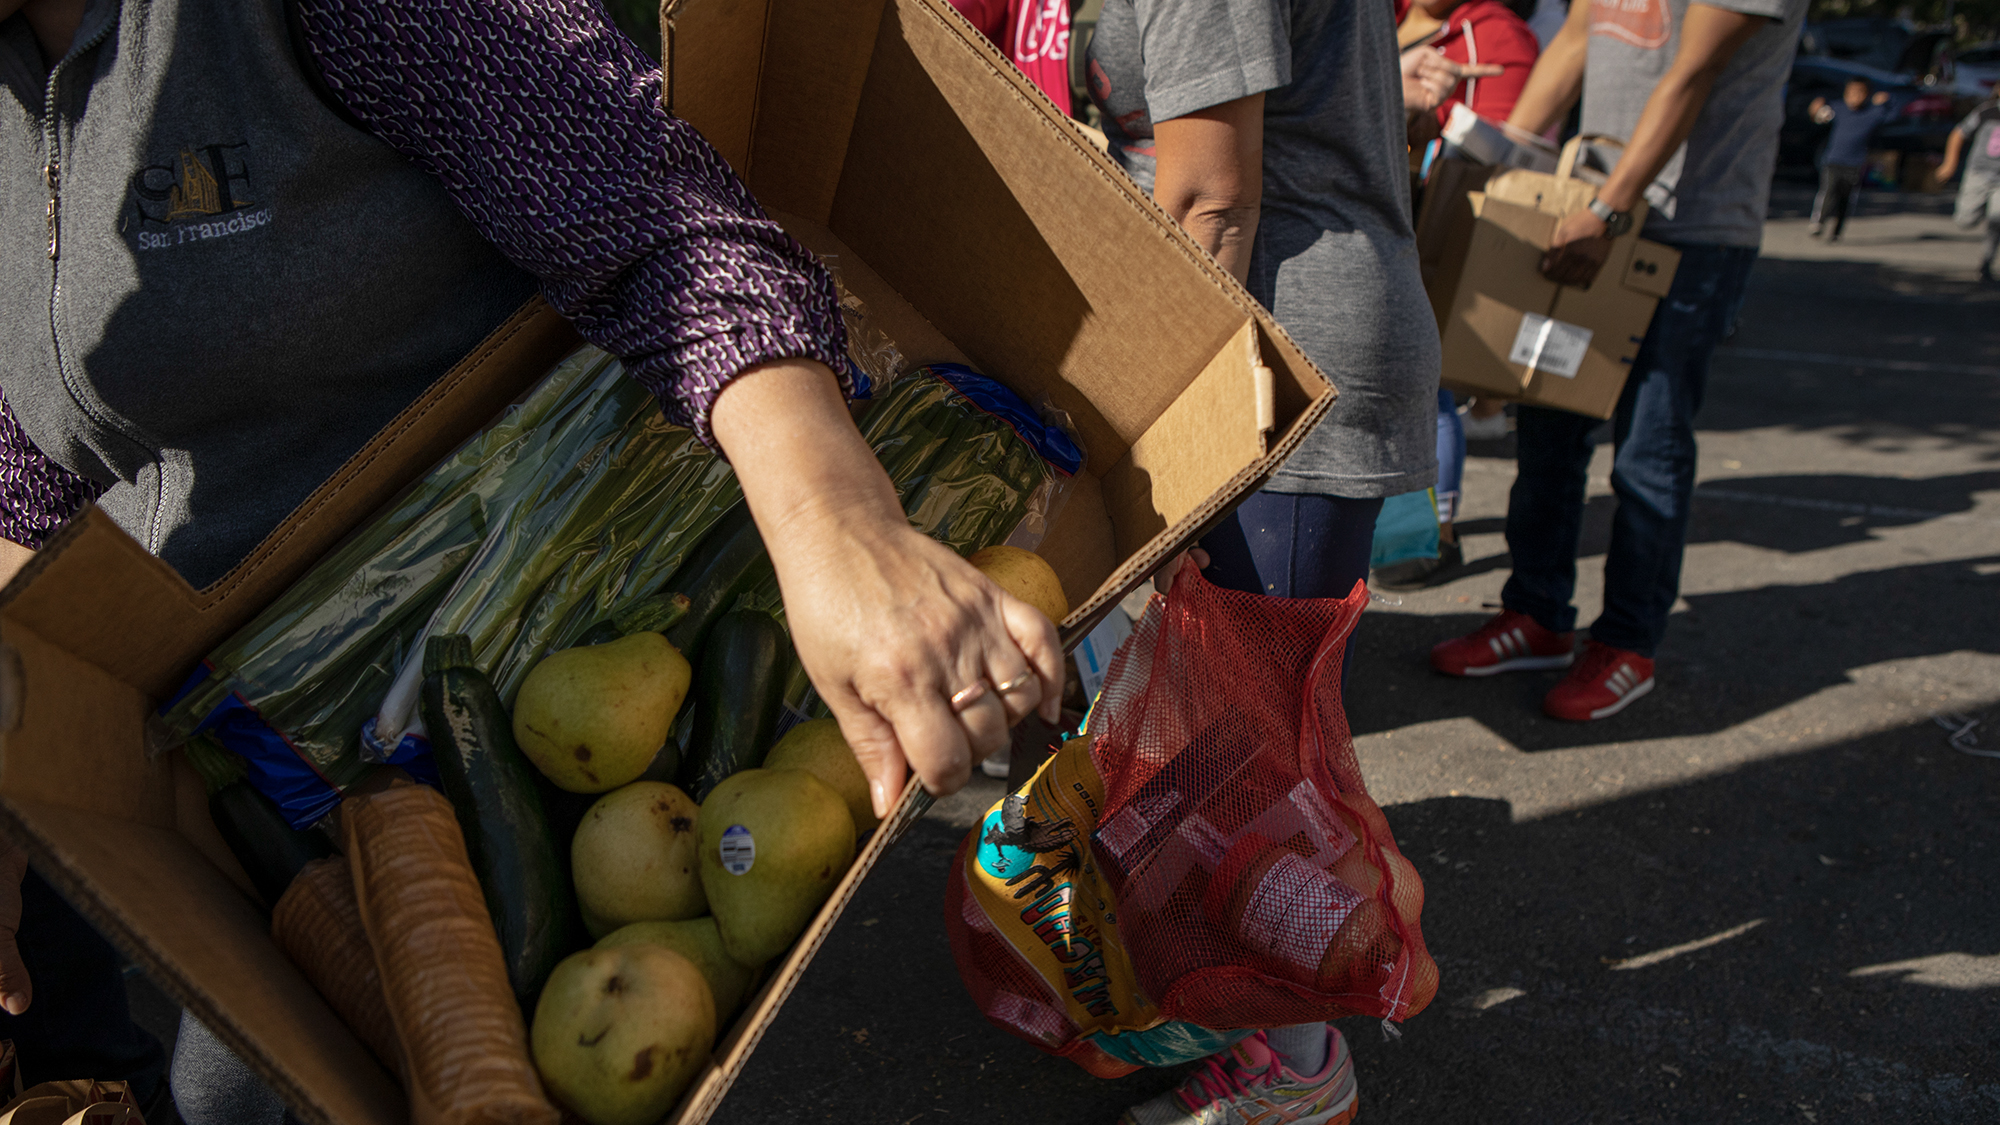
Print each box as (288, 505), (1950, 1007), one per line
(514, 633), (691, 793)
(699, 769), (856, 967)
(596, 917), (759, 1022)
(762, 718), (878, 834)
(573, 782), (706, 936)
(531, 945), (715, 1125)
(969, 545), (1068, 624)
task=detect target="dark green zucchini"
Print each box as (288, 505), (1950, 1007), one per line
(576, 590), (693, 647)
(634, 737), (683, 786)
(662, 503), (775, 660)
(677, 610), (790, 802)
(780, 653), (816, 715)
(574, 620), (623, 647)
(183, 734), (333, 908)
(421, 634), (577, 1012)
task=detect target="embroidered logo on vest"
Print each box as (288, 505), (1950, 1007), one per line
(123, 144), (274, 251)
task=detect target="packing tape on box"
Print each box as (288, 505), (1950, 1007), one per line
(1508, 312), (1593, 379)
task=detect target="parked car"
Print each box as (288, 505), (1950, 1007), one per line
(1799, 18), (1953, 80)
(1952, 42), (2000, 94)
(1779, 57), (1961, 171)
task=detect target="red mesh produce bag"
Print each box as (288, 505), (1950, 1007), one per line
(1089, 567), (1436, 1030)
(944, 566), (1435, 1074)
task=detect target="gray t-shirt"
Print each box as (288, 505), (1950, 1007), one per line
(1959, 99), (2000, 177)
(1580, 0), (1808, 246)
(1087, 0), (1438, 499)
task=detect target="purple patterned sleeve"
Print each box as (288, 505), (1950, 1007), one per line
(0, 390), (105, 549)
(292, 0), (852, 446)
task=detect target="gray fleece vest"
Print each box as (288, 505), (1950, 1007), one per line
(1, 0), (537, 589)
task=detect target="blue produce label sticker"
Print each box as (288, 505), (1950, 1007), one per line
(719, 824), (755, 875)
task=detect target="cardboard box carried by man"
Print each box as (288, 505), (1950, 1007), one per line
(1419, 136), (1683, 420)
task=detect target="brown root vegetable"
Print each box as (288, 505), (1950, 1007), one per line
(271, 855), (404, 1079)
(343, 778), (558, 1125)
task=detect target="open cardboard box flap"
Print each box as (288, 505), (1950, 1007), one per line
(678, 0), (1331, 642)
(0, 0), (1333, 1122)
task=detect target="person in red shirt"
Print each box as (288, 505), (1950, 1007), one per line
(1419, 0), (1541, 125)
(948, 0), (1073, 115)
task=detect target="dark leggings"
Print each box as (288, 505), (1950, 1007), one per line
(1815, 164), (1862, 238)
(1197, 489), (1383, 1060)
(1199, 490), (1385, 600)
(1198, 490), (1385, 686)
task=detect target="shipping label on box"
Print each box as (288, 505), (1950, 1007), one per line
(1506, 313), (1593, 379)
(1434, 176), (1680, 419)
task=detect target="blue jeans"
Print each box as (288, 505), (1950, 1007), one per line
(1500, 243), (1758, 658)
(1435, 387), (1464, 524)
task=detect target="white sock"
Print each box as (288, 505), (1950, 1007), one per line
(1262, 1022), (1328, 1076)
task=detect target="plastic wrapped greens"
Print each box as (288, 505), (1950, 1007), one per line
(160, 354), (1080, 828)
(160, 349), (741, 824)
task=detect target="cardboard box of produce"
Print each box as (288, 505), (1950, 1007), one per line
(1422, 146), (1682, 420)
(0, 1), (1334, 1123)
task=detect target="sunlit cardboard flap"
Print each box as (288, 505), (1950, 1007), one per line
(677, 0), (1332, 639)
(0, 0), (1334, 1121)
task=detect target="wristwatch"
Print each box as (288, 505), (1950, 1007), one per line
(1587, 197), (1634, 239)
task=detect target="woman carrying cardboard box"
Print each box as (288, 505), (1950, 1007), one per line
(0, 0), (1063, 1117)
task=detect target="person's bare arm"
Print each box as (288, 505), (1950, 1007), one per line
(1541, 2), (1772, 286)
(1506, 0), (1593, 137)
(1140, 95), (1264, 590)
(1152, 95), (1265, 284)
(711, 361), (1062, 819)
(1402, 50), (1505, 120)
(1939, 127), (1967, 182)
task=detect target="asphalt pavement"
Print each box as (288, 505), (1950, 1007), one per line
(122, 185), (1997, 1124)
(706, 183), (2000, 1125)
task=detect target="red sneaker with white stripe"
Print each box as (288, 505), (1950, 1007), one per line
(1430, 610), (1576, 677)
(1543, 641), (1655, 721)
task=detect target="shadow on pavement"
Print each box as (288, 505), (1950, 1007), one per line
(706, 816), (1184, 1125)
(714, 715), (1998, 1124)
(1686, 471), (2000, 553)
(1346, 553), (2000, 750)
(1352, 715), (1999, 1123)
(1441, 466), (1998, 564)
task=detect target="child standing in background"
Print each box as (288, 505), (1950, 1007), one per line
(1809, 77), (1893, 242)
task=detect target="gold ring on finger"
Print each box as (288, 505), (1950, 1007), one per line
(994, 673), (1035, 694)
(949, 681), (989, 712)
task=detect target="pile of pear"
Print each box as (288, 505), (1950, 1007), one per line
(509, 545), (1066, 1125)
(528, 720), (869, 1125)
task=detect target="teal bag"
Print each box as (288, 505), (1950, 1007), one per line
(1370, 487), (1441, 569)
